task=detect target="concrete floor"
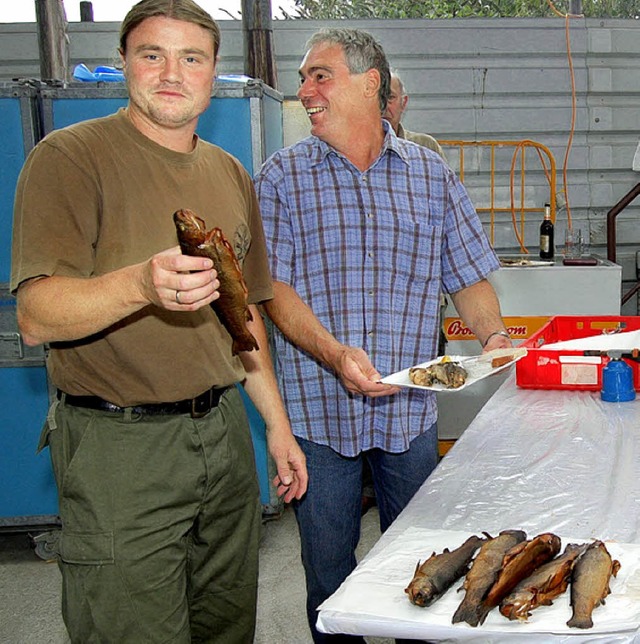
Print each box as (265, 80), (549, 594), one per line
(0, 505), (391, 644)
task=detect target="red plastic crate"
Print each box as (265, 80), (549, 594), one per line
(516, 316), (640, 391)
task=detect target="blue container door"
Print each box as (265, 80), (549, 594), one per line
(0, 95), (28, 281)
(0, 366), (57, 524)
(1, 91), (58, 527)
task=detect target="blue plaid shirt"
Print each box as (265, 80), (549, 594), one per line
(255, 123), (499, 456)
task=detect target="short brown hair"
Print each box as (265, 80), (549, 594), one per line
(119, 0), (221, 58)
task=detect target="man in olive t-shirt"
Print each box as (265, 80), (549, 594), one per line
(10, 1), (307, 642)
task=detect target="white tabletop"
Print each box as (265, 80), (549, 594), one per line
(317, 371), (640, 642)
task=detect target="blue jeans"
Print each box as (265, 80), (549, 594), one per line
(293, 426), (438, 643)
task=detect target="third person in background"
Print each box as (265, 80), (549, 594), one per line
(384, 68), (446, 160)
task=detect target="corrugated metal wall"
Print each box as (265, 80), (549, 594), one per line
(1, 17), (639, 310)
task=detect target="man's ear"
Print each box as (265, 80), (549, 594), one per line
(211, 56), (220, 91)
(363, 68), (381, 100)
(118, 48), (126, 76)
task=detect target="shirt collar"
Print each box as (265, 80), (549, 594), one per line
(308, 119), (409, 168)
(383, 119), (410, 165)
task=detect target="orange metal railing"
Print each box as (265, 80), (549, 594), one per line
(439, 139), (557, 254)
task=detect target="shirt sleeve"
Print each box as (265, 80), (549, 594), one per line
(254, 155), (295, 286)
(230, 162), (274, 305)
(11, 135), (100, 294)
(440, 167), (500, 294)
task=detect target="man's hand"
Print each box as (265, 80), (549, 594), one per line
(268, 431), (308, 503)
(332, 346), (400, 397)
(139, 246), (220, 311)
(481, 331), (513, 353)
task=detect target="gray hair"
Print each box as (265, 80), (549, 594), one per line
(390, 69), (406, 96)
(305, 28), (391, 113)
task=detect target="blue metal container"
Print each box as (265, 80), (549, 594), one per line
(0, 84), (57, 529)
(0, 85), (40, 281)
(40, 77), (283, 177)
(1, 79), (285, 527)
(0, 364), (57, 526)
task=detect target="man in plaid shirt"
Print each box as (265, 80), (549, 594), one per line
(255, 28), (511, 643)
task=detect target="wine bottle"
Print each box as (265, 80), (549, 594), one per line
(539, 203), (554, 260)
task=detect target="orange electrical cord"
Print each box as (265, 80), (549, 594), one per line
(441, 3), (581, 253)
(441, 140), (557, 254)
(547, 0), (584, 229)
(509, 140), (556, 253)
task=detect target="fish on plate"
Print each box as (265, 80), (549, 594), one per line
(405, 534), (486, 607)
(499, 542), (588, 622)
(409, 357), (468, 389)
(452, 529), (527, 627)
(475, 532), (561, 625)
(567, 540), (621, 629)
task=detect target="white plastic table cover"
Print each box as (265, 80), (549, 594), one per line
(317, 371), (640, 642)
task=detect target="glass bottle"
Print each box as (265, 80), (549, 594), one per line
(539, 203), (554, 260)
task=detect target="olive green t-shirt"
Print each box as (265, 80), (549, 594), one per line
(11, 109), (273, 406)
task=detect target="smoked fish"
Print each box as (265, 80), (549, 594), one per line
(409, 360), (467, 389)
(475, 532), (561, 625)
(567, 540), (620, 629)
(452, 529), (527, 626)
(173, 209), (259, 355)
(405, 535), (486, 608)
(500, 542), (588, 622)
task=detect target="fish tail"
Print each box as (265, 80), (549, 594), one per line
(567, 615), (593, 629)
(451, 601), (481, 627)
(475, 603), (493, 626)
(232, 336), (259, 355)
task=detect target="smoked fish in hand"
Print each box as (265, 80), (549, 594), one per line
(174, 209), (259, 355)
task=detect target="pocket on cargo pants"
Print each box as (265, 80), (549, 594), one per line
(45, 404), (125, 642)
(37, 400), (57, 454)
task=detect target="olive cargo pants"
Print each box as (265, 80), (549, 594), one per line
(42, 387), (261, 643)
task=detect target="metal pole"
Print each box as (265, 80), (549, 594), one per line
(241, 0), (278, 89)
(35, 0), (69, 83)
(570, 0), (582, 14)
(606, 182), (640, 264)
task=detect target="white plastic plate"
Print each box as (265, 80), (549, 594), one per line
(380, 348), (528, 392)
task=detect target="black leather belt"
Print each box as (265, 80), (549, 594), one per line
(56, 386), (230, 418)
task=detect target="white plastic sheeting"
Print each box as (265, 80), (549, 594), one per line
(543, 328), (640, 351)
(317, 372), (640, 642)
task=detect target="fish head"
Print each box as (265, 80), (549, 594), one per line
(539, 532), (562, 552)
(446, 363), (468, 388)
(500, 594), (534, 622)
(405, 581), (437, 607)
(173, 209), (207, 247)
(435, 362), (467, 388)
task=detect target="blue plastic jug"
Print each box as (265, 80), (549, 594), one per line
(600, 359), (636, 402)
